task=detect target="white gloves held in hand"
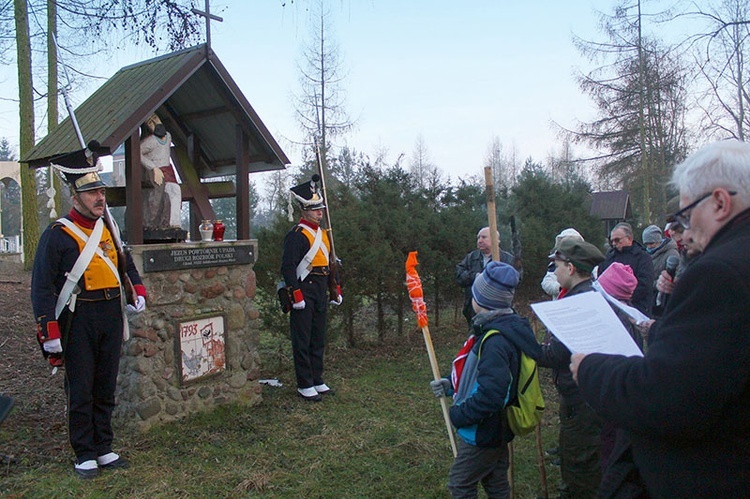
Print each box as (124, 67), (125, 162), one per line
(292, 300), (306, 310)
(43, 338), (63, 354)
(126, 295), (147, 314)
(329, 295), (343, 306)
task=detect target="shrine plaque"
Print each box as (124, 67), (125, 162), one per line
(142, 243), (255, 272)
(177, 315), (226, 385)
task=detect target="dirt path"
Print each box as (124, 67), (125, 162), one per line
(0, 266), (69, 470)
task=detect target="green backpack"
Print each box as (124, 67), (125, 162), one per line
(479, 329), (545, 437)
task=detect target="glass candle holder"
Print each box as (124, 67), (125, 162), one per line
(199, 220), (214, 241)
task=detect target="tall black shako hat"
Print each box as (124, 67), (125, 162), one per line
(49, 140), (108, 193)
(290, 174), (326, 211)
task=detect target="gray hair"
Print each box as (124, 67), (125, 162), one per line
(670, 139), (750, 205)
(478, 226), (500, 240)
(611, 222), (633, 238)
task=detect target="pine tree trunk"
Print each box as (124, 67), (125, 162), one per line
(14, 0), (39, 270)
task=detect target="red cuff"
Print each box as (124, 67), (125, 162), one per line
(134, 284), (147, 298)
(335, 285), (342, 296)
(38, 321), (61, 341)
(293, 289), (304, 303)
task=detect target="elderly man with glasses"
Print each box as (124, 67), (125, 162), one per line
(598, 222), (654, 315)
(570, 139), (750, 497)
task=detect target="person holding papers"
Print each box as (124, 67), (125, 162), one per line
(537, 238), (605, 499)
(571, 140), (750, 497)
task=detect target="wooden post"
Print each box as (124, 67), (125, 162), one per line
(486, 165), (516, 495)
(125, 132), (143, 244)
(484, 167), (500, 261)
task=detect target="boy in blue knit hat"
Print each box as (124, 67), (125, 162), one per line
(430, 261), (541, 498)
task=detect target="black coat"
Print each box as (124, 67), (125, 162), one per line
(600, 242), (654, 316)
(577, 208), (750, 497)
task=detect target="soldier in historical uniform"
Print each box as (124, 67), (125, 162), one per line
(31, 141), (148, 479)
(281, 175), (342, 402)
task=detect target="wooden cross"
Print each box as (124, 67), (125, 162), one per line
(191, 0), (223, 49)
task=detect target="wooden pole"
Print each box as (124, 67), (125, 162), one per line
(421, 324), (458, 457)
(486, 165), (517, 494)
(532, 318), (549, 498)
(484, 167), (500, 262)
(535, 424), (549, 498)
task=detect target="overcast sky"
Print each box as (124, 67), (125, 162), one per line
(1, 1), (686, 182)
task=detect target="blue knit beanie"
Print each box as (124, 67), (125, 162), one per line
(471, 261), (519, 310)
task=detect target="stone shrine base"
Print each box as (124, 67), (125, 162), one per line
(114, 241), (261, 431)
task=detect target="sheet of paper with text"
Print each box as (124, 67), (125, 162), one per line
(531, 291), (644, 357)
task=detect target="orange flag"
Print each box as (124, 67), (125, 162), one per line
(405, 251), (428, 328)
(405, 250), (458, 457)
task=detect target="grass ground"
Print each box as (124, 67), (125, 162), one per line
(1, 304), (562, 498)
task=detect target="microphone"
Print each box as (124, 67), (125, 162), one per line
(656, 255), (680, 307)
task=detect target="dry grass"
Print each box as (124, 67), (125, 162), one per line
(0, 274), (562, 497)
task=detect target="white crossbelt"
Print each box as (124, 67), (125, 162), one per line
(55, 217), (130, 340)
(296, 224), (329, 281)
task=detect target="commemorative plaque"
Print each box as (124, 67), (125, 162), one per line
(141, 242), (255, 273)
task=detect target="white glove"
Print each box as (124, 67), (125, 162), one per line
(43, 338), (63, 354)
(329, 295), (343, 306)
(126, 295), (147, 314)
(292, 300), (306, 310)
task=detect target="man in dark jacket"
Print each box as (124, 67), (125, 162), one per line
(599, 222), (654, 315)
(455, 227), (518, 328)
(537, 238), (605, 499)
(571, 139), (750, 497)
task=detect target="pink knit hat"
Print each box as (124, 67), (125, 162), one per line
(597, 262), (637, 300)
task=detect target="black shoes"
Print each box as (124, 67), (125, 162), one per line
(100, 456), (130, 470)
(73, 460), (99, 480)
(297, 387), (323, 402)
(314, 384), (335, 396)
(74, 467), (99, 480)
(74, 454), (130, 478)
(298, 384), (336, 401)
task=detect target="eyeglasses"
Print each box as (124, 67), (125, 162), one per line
(671, 190), (737, 230)
(610, 236), (629, 245)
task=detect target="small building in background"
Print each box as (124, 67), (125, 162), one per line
(590, 190), (633, 238)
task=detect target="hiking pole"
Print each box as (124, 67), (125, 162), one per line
(406, 252), (458, 457)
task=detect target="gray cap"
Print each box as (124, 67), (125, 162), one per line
(642, 225), (663, 244)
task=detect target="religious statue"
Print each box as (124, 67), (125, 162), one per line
(140, 114), (181, 229)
